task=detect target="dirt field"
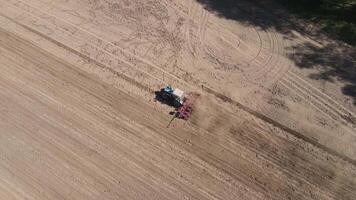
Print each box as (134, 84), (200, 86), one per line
(0, 0), (356, 199)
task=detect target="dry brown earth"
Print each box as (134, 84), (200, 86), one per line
(0, 0), (356, 199)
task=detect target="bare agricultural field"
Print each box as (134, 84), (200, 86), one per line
(0, 0), (356, 199)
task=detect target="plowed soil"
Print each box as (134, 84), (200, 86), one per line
(0, 0), (355, 199)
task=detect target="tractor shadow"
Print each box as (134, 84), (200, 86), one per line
(154, 90), (179, 109)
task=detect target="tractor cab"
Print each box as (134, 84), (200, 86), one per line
(157, 85), (195, 124)
(160, 85), (186, 108)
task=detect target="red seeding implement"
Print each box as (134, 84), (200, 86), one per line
(176, 96), (193, 120)
(156, 86), (195, 127)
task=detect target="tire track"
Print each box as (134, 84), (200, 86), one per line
(288, 71), (356, 123)
(0, 7), (162, 92)
(185, 0), (197, 56)
(248, 29), (277, 83)
(3, 0), (356, 169)
(198, 5), (209, 45)
(223, 4), (289, 86)
(175, 0), (282, 87)
(1, 0), (194, 90)
(261, 30), (290, 85)
(281, 71), (356, 130)
(170, 0), (281, 86)
(16, 0), (196, 86)
(201, 85), (356, 167)
(0, 34), (270, 200)
(230, 0), (356, 128)
(0, 35), (264, 199)
(209, 18), (265, 68)
(176, 1), (257, 62)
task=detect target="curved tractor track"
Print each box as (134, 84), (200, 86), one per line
(5, 0), (353, 145)
(280, 71), (356, 129)
(0, 0), (356, 199)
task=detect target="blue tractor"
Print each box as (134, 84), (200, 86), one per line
(159, 85), (186, 108)
(157, 86), (194, 125)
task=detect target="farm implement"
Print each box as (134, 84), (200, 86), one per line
(156, 86), (195, 127)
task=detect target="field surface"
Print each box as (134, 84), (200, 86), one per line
(0, 0), (356, 199)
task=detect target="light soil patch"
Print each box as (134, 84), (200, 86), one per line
(0, 0), (356, 199)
